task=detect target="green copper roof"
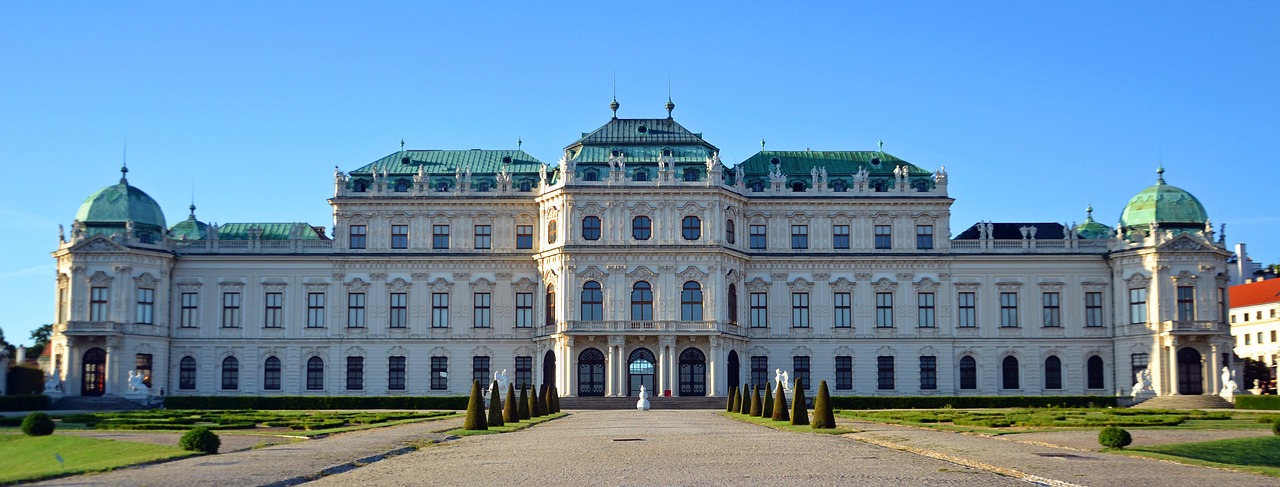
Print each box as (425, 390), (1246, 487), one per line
(350, 150), (545, 176)
(567, 118), (717, 150)
(572, 145), (715, 164)
(735, 150), (933, 190)
(1074, 206), (1111, 239)
(169, 205), (210, 240)
(216, 223), (324, 240)
(1119, 169), (1209, 231)
(75, 178), (167, 229)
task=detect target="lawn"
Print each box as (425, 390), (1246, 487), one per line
(446, 412), (567, 437)
(722, 412), (854, 435)
(1126, 436), (1280, 477)
(4, 409), (458, 435)
(835, 408), (1267, 434)
(0, 433), (195, 484)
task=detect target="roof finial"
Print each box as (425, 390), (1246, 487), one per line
(400, 139), (405, 152)
(878, 139), (884, 153)
(190, 183), (197, 218)
(665, 96), (675, 119)
(120, 141), (129, 184)
(610, 97), (619, 119)
(517, 138), (523, 150)
(761, 138), (766, 151)
(1085, 204), (1094, 221)
(1156, 165), (1165, 184)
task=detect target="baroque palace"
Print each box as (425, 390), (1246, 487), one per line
(47, 102), (1236, 401)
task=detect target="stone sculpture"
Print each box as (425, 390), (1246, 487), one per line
(636, 385), (650, 411)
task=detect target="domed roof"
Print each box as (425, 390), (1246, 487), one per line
(168, 204), (209, 240)
(74, 168), (167, 229)
(1118, 168), (1208, 232)
(1074, 205), (1111, 240)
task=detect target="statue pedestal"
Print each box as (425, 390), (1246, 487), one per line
(43, 389), (64, 401)
(1219, 390), (1236, 402)
(124, 391), (151, 405)
(1249, 387), (1264, 396)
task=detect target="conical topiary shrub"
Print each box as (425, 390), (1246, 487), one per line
(518, 384), (531, 420)
(550, 384), (560, 413)
(727, 386), (737, 412)
(530, 384), (544, 417)
(761, 382), (774, 418)
(740, 386), (751, 414)
(812, 380), (835, 429)
(541, 384), (553, 415)
(749, 385), (762, 416)
(791, 378), (809, 426)
(771, 381), (790, 422)
(488, 380), (504, 427)
(463, 379), (488, 430)
(504, 383), (518, 423)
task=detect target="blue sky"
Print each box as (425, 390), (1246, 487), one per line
(2, 2), (1277, 346)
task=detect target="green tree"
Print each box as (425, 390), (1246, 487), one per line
(541, 383), (553, 415)
(529, 384), (543, 417)
(811, 380), (836, 429)
(749, 385), (762, 416)
(518, 384), (531, 420)
(27, 324), (53, 359)
(790, 379), (809, 426)
(761, 382), (774, 418)
(463, 379), (488, 430)
(739, 386), (751, 414)
(503, 383), (518, 423)
(726, 386), (737, 412)
(1243, 358), (1272, 390)
(487, 381), (504, 427)
(551, 384), (561, 413)
(771, 382), (790, 422)
(0, 327), (14, 357)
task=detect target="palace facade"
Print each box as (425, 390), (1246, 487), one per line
(47, 104), (1236, 400)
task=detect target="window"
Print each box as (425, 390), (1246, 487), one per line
(750, 356), (768, 387)
(791, 292), (809, 328)
(394, 179), (408, 192)
(391, 225), (409, 249)
(683, 167), (699, 181)
(545, 286), (555, 327)
(1129, 288), (1147, 324)
(388, 356), (406, 390)
(220, 357), (239, 390)
(347, 293), (366, 328)
(473, 356), (490, 388)
(136, 288), (154, 325)
(432, 225), (450, 249)
(725, 219), (735, 244)
(547, 220), (557, 244)
(634, 168), (649, 181)
(1042, 292), (1060, 327)
(874, 225), (892, 249)
(1245, 334), (1251, 345)
(958, 292), (976, 328)
(749, 225), (767, 249)
(307, 292), (325, 328)
(833, 292), (851, 328)
(306, 356), (325, 390)
(919, 356), (937, 390)
(581, 282), (603, 321)
(1087, 355), (1104, 389)
(474, 225), (491, 249)
(90, 287), (108, 321)
(959, 356), (977, 389)
(222, 292), (241, 328)
(515, 292), (533, 328)
(1177, 286), (1195, 321)
(790, 225), (808, 249)
(727, 284), (738, 325)
(917, 292), (935, 328)
(264, 356), (281, 390)
(1000, 292), (1019, 327)
(431, 356), (448, 390)
(1044, 356), (1062, 389)
(582, 216), (601, 241)
(179, 356), (196, 390)
(389, 293), (407, 328)
(835, 356), (853, 390)
(916, 225), (934, 250)
(515, 356), (533, 388)
(682, 216), (701, 240)
(875, 292), (894, 328)
(634, 279), (655, 321)
(1002, 356), (1020, 389)
(349, 225), (367, 249)
(1273, 330), (1278, 343)
(519, 180), (532, 192)
(584, 169), (599, 181)
(681, 282), (703, 321)
(793, 356), (810, 390)
(264, 292), (282, 328)
(632, 216), (651, 240)
(135, 353), (152, 388)
(833, 225), (850, 249)
(877, 356), (895, 390)
(432, 293), (449, 328)
(750, 292), (768, 328)
(1085, 292), (1103, 327)
(346, 356), (364, 390)
(516, 225), (533, 249)
(473, 293), (491, 328)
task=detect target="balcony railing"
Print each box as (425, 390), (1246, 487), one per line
(175, 239), (334, 254)
(948, 238), (1111, 253)
(1161, 320), (1227, 334)
(555, 320), (738, 334)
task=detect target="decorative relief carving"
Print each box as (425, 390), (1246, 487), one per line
(1037, 281), (1065, 291)
(627, 266), (656, 282)
(113, 265), (133, 274)
(1171, 271), (1198, 283)
(369, 272), (387, 281)
(855, 272), (873, 281)
(345, 278), (370, 293)
(133, 273), (159, 289)
(472, 278), (494, 293)
(1124, 273), (1150, 288)
(261, 281), (287, 293)
(830, 277), (855, 292)
(496, 272), (513, 281)
(387, 278), (411, 292)
(303, 280), (330, 292)
(453, 272), (471, 281)
(677, 266), (708, 282)
(746, 277), (770, 292)
(995, 281), (1022, 292)
(1164, 237), (1206, 251)
(896, 272), (915, 282)
(429, 278), (454, 292)
(770, 272), (788, 282)
(872, 277), (898, 292)
(1081, 281), (1108, 292)
(176, 279), (203, 292)
(813, 272), (830, 281)
(578, 266), (607, 282)
(787, 278), (813, 292)
(913, 278), (939, 292)
(411, 272), (430, 281)
(953, 281), (980, 291)
(513, 277), (537, 292)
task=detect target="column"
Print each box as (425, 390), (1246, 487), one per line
(604, 343), (615, 397)
(1167, 343), (1179, 395)
(709, 337), (722, 397)
(1208, 344), (1220, 395)
(564, 337), (576, 397)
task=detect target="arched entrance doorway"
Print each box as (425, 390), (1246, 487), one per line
(577, 348), (605, 397)
(81, 348), (106, 396)
(679, 348), (707, 396)
(1177, 347), (1204, 395)
(628, 348), (656, 397)
(727, 351), (741, 391)
(543, 350), (556, 389)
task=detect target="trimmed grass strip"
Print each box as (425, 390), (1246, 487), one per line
(0, 433), (195, 484)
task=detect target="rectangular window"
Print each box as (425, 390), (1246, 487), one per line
(750, 356), (769, 387)
(793, 356), (810, 390)
(958, 292), (976, 328)
(307, 292), (325, 328)
(432, 293), (449, 328)
(346, 356), (364, 391)
(833, 292), (852, 328)
(750, 292), (768, 328)
(135, 354), (153, 388)
(433, 225), (450, 249)
(791, 292), (809, 328)
(391, 224), (409, 249)
(1177, 286), (1195, 321)
(221, 292), (241, 328)
(877, 356), (895, 390)
(1000, 292), (1019, 327)
(90, 286), (109, 321)
(515, 292), (533, 328)
(916, 225), (934, 250)
(515, 356), (533, 388)
(1245, 334), (1251, 345)
(473, 356), (490, 387)
(1131, 353), (1149, 388)
(919, 356), (937, 390)
(1129, 288), (1148, 324)
(1272, 330), (1277, 343)
(474, 225), (492, 249)
(473, 293), (491, 328)
(181, 292), (198, 328)
(790, 225), (808, 249)
(876, 292), (894, 328)
(1042, 292), (1061, 327)
(264, 292), (283, 328)
(389, 292), (407, 328)
(1085, 292), (1103, 327)
(516, 225), (533, 249)
(57, 288), (66, 323)
(874, 225), (892, 249)
(347, 292), (366, 328)
(749, 225), (767, 249)
(430, 356), (448, 390)
(135, 288), (154, 325)
(917, 292), (935, 328)
(832, 225), (850, 249)
(388, 356), (406, 390)
(835, 356), (853, 390)
(349, 225), (367, 249)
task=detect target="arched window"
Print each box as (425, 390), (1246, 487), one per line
(307, 356), (325, 390)
(632, 216), (652, 240)
(584, 169), (599, 181)
(959, 356), (977, 390)
(631, 281), (653, 321)
(634, 169), (649, 181)
(1087, 355), (1105, 389)
(682, 216), (701, 240)
(681, 281), (703, 321)
(792, 181), (806, 192)
(725, 219), (736, 244)
(394, 179), (409, 192)
(683, 168), (699, 181)
(264, 356), (282, 390)
(547, 220), (557, 244)
(545, 285), (556, 327)
(581, 281), (603, 321)
(179, 356), (197, 390)
(1002, 356), (1020, 389)
(221, 356), (239, 390)
(582, 216), (601, 241)
(1044, 356), (1062, 390)
(436, 180), (450, 192)
(727, 283), (738, 325)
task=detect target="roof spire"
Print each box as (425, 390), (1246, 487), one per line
(665, 96), (675, 119)
(761, 138), (766, 151)
(878, 139), (884, 153)
(1085, 204), (1094, 222)
(189, 183), (197, 219)
(1156, 165), (1165, 184)
(610, 97), (619, 119)
(517, 138), (523, 150)
(120, 141), (129, 184)
(400, 139), (405, 152)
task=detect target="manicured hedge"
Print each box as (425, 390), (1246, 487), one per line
(1236, 395), (1280, 410)
(0, 394), (50, 412)
(830, 395), (1118, 410)
(163, 395), (468, 410)
(5, 366), (45, 396)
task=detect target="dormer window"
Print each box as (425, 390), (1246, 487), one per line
(610, 149), (621, 157)
(584, 169), (599, 181)
(394, 180), (409, 192)
(770, 157), (781, 165)
(436, 181), (449, 192)
(662, 149), (672, 157)
(635, 169), (649, 181)
(519, 181), (532, 192)
(833, 180), (848, 192)
(872, 180), (887, 192)
(871, 158), (881, 167)
(477, 181), (490, 192)
(353, 180), (368, 192)
(683, 168), (699, 182)
(637, 125), (647, 134)
(751, 181), (764, 192)
(914, 180), (928, 192)
(792, 181), (806, 192)
(502, 156), (512, 164)
(401, 156), (412, 165)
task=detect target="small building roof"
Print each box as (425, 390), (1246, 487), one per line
(349, 149), (544, 177)
(567, 118), (717, 149)
(215, 223), (326, 240)
(1230, 278), (1280, 309)
(954, 222), (1068, 240)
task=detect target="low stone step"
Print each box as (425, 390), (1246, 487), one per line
(1131, 394), (1234, 409)
(560, 396), (726, 410)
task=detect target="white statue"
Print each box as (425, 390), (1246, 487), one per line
(818, 166), (827, 183)
(768, 165), (786, 184)
(493, 369), (510, 393)
(636, 385), (650, 411)
(775, 369), (791, 393)
(608, 152), (626, 173)
(1130, 369), (1153, 396)
(44, 368), (63, 393)
(1220, 366), (1238, 394)
(810, 167), (819, 181)
(734, 165), (745, 187)
(128, 369), (149, 392)
(538, 163), (548, 185)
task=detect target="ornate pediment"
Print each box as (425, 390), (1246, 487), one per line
(677, 202), (706, 215)
(626, 266), (657, 282)
(472, 277), (494, 293)
(429, 277), (454, 293)
(872, 277), (897, 292)
(345, 278), (370, 293)
(261, 280), (287, 293)
(86, 270), (113, 286)
(628, 202), (655, 216)
(71, 235), (127, 252)
(677, 266), (708, 282)
(1124, 273), (1150, 289)
(133, 272), (160, 289)
(746, 277), (769, 292)
(913, 277), (939, 292)
(787, 277), (813, 292)
(830, 277), (855, 292)
(513, 277), (538, 292)
(1159, 235), (1209, 252)
(387, 277), (411, 293)
(578, 266), (607, 283)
